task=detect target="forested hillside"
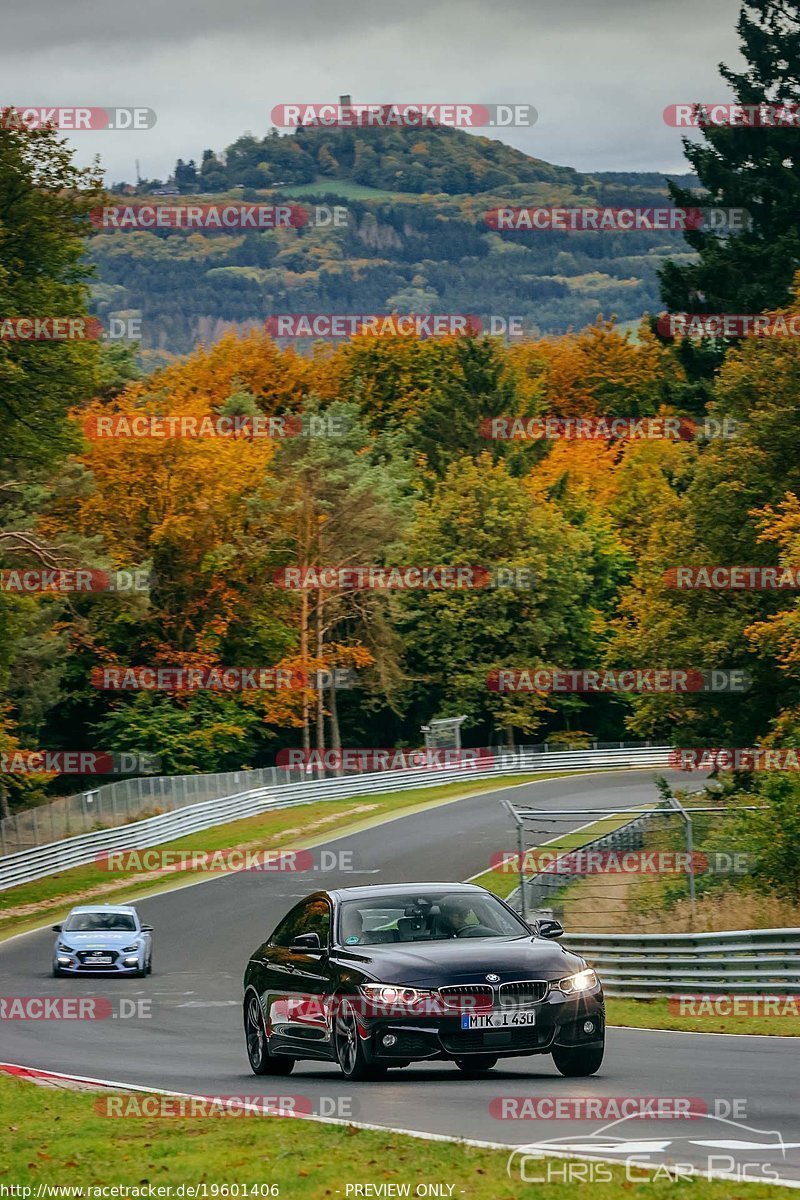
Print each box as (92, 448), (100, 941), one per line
(92, 122), (698, 360)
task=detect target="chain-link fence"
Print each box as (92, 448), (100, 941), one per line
(0, 739), (659, 856)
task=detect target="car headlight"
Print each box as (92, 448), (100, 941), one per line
(121, 943), (141, 953)
(557, 968), (598, 995)
(57, 942), (73, 953)
(360, 984), (439, 1005)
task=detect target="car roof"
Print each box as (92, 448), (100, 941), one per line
(67, 904), (138, 914)
(329, 883), (487, 901)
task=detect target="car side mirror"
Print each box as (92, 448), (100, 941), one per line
(52, 924), (62, 933)
(291, 931), (322, 951)
(141, 925), (153, 932)
(535, 918), (565, 940)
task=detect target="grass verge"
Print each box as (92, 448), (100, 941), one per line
(605, 995), (800, 1037)
(476, 814), (800, 1037)
(0, 1073), (789, 1198)
(0, 772), (578, 942)
(273, 178), (407, 200)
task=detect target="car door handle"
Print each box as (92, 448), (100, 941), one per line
(285, 963), (295, 973)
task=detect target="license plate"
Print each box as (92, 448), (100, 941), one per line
(89, 954), (113, 963)
(461, 1009), (536, 1029)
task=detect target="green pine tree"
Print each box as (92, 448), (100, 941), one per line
(659, 1), (800, 317)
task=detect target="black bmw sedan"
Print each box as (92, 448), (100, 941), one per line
(243, 882), (604, 1080)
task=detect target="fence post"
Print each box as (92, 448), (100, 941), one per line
(667, 791), (696, 925)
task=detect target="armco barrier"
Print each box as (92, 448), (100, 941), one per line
(0, 745), (670, 890)
(0, 740), (665, 855)
(562, 928), (800, 996)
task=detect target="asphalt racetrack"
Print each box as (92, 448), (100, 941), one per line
(2, 769), (798, 1186)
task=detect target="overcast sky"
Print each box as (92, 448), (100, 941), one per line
(5, 0), (744, 183)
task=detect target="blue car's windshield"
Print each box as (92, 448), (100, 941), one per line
(338, 891), (528, 946)
(64, 913), (137, 932)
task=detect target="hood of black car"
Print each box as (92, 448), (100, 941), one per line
(336, 936), (584, 985)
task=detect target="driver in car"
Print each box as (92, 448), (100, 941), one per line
(434, 895), (499, 938)
(434, 896), (474, 937)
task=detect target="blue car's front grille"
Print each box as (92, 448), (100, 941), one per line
(76, 950), (119, 966)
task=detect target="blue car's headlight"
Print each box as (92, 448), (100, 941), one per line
(121, 943), (141, 953)
(57, 942), (73, 953)
(557, 968), (598, 995)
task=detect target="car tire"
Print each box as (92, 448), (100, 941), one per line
(146, 956), (153, 976)
(334, 996), (383, 1081)
(244, 993), (294, 1076)
(52, 965), (63, 978)
(454, 1055), (498, 1075)
(552, 1040), (604, 1076)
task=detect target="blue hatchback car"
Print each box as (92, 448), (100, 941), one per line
(52, 905), (153, 977)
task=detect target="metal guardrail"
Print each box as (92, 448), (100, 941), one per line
(0, 739), (664, 855)
(0, 745), (671, 890)
(562, 928), (800, 996)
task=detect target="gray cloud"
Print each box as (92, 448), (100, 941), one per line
(4, 0), (743, 181)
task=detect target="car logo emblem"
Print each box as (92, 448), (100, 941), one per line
(486, 973), (500, 983)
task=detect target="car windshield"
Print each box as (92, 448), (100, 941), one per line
(64, 912), (137, 932)
(337, 891), (528, 946)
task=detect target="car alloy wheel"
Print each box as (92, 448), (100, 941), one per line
(334, 996), (384, 1081)
(244, 992), (294, 1076)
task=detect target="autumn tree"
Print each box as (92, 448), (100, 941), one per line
(262, 398), (411, 751)
(398, 454), (595, 746)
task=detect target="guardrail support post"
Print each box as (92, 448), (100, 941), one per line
(502, 799), (528, 923)
(667, 791), (696, 924)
